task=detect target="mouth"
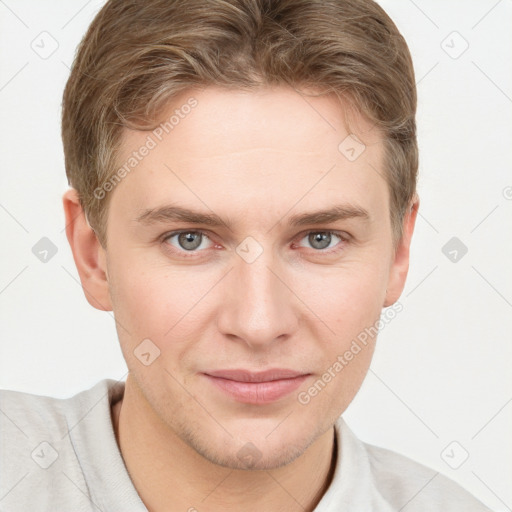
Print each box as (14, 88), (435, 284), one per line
(202, 369), (310, 404)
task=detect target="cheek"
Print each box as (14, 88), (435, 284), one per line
(297, 268), (386, 415)
(107, 256), (221, 353)
(293, 260), (388, 405)
(295, 259), (389, 337)
(107, 237), (391, 367)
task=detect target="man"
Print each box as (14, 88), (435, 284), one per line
(0, 0), (492, 510)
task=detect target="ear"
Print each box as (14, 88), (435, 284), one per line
(384, 195), (419, 307)
(62, 188), (112, 311)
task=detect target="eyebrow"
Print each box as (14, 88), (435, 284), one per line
(134, 206), (229, 227)
(134, 204), (370, 228)
(287, 204), (370, 226)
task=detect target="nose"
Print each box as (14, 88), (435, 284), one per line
(216, 250), (299, 350)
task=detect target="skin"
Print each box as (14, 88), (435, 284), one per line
(63, 86), (418, 512)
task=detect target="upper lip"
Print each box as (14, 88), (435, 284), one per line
(204, 369), (308, 383)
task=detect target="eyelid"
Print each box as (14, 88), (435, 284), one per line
(161, 229), (216, 253)
(159, 228), (350, 257)
(293, 229), (350, 250)
(161, 228), (212, 241)
(293, 229), (351, 243)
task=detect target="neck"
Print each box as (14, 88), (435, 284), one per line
(111, 374), (337, 512)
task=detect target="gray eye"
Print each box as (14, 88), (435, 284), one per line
(308, 232), (332, 250)
(178, 232), (203, 250)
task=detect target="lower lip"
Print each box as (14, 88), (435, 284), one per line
(203, 374), (309, 404)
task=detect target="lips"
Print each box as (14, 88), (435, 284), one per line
(202, 369), (310, 404)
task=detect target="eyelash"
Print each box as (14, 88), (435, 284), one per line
(160, 229), (350, 258)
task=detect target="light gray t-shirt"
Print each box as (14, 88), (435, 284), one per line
(0, 379), (492, 511)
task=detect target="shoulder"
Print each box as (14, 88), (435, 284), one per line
(0, 379), (119, 442)
(0, 379), (122, 511)
(324, 419), (493, 511)
(363, 437), (492, 511)
(1, 385), (71, 437)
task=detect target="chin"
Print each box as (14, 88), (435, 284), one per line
(193, 437), (307, 471)
(175, 418), (325, 471)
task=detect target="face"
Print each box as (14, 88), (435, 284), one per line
(101, 86), (406, 470)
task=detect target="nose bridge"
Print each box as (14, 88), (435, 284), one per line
(217, 246), (297, 347)
(238, 254), (278, 308)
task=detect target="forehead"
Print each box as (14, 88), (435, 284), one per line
(122, 86), (379, 156)
(111, 86), (387, 226)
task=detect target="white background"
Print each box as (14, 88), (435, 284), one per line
(0, 1), (511, 510)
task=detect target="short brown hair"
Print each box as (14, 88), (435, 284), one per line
(62, 0), (417, 247)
